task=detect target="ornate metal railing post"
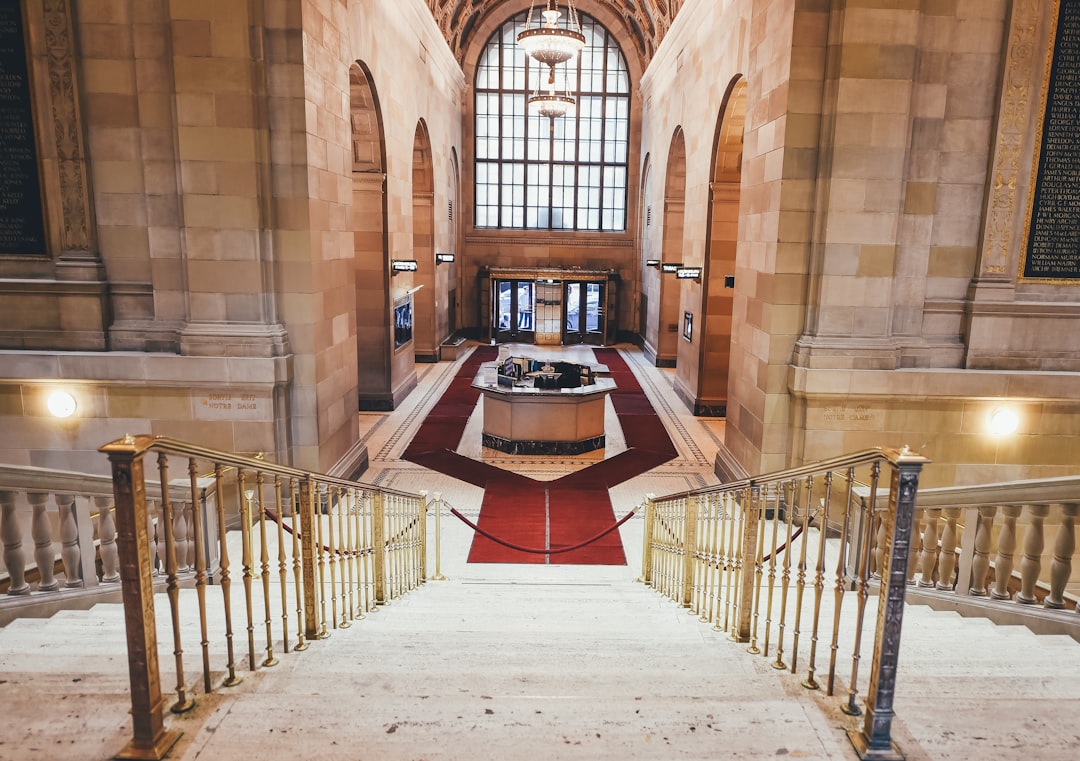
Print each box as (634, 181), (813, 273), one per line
(849, 449), (929, 761)
(373, 490), (387, 604)
(735, 485), (761, 643)
(297, 476), (319, 642)
(680, 495), (700, 607)
(99, 434), (182, 761)
(638, 494), (655, 585)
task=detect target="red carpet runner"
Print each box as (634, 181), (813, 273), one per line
(401, 346), (677, 564)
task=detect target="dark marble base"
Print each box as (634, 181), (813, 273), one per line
(358, 397), (395, 411)
(694, 402), (727, 417)
(482, 433), (605, 455)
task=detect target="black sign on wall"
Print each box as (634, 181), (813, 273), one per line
(0, 5), (46, 255)
(1024, 0), (1080, 281)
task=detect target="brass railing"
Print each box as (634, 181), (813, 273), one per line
(641, 447), (929, 761)
(99, 434), (429, 761)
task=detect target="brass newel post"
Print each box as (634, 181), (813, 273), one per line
(681, 495), (699, 607)
(735, 485), (761, 643)
(297, 477), (319, 642)
(849, 450), (930, 761)
(373, 490), (387, 604)
(99, 434), (182, 761)
(638, 494), (655, 585)
(419, 491), (430, 582)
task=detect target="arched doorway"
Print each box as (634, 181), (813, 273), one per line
(655, 128), (687, 367)
(696, 78), (747, 416)
(443, 150), (460, 339)
(412, 120), (437, 362)
(350, 62), (393, 410)
(638, 154), (654, 342)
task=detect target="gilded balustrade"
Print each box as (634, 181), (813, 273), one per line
(97, 434), (428, 761)
(642, 447), (928, 761)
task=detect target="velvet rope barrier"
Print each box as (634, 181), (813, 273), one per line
(761, 521), (810, 563)
(448, 505), (640, 555)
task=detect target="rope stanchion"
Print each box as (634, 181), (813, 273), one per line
(447, 505), (640, 555)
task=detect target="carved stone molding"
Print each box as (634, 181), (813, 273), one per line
(42, 0), (93, 257)
(979, 0), (1040, 280)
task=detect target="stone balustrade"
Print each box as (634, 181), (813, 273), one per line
(860, 477), (1080, 619)
(0, 464), (217, 605)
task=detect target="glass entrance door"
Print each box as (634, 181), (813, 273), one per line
(494, 279), (535, 343)
(563, 281), (605, 345)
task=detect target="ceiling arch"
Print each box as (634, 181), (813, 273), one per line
(425, 1), (684, 67)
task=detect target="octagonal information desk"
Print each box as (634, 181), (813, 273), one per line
(471, 360), (616, 455)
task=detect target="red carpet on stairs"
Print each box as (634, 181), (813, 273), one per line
(402, 345), (677, 565)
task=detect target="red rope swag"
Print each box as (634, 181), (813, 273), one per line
(449, 505), (639, 555)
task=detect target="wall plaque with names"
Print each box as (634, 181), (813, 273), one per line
(0, 6), (46, 255)
(1024, 0), (1080, 281)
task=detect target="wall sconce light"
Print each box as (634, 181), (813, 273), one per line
(676, 267), (702, 281)
(660, 262), (682, 274)
(646, 259), (661, 268)
(391, 259), (418, 274)
(436, 253), (455, 264)
(47, 390), (78, 418)
(988, 407), (1019, 436)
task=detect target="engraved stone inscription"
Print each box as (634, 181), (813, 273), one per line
(822, 403), (874, 423)
(194, 392), (267, 421)
(0, 6), (46, 254)
(1025, 0), (1080, 280)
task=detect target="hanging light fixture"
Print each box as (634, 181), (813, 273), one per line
(518, 1), (586, 76)
(519, 1), (585, 123)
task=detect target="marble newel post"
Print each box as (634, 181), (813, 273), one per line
(849, 449), (929, 761)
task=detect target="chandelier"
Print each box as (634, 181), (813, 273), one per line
(518, 1), (586, 74)
(519, 1), (585, 122)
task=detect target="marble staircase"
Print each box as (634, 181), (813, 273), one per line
(1, 563), (1078, 761)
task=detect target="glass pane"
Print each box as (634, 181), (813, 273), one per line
(517, 281), (534, 330)
(565, 283), (580, 332)
(586, 283), (602, 332)
(497, 281), (512, 331)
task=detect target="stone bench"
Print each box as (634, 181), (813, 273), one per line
(439, 335), (467, 361)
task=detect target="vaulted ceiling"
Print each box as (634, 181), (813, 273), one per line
(425, 1), (684, 67)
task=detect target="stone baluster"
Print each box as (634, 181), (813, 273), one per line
(1044, 503), (1077, 609)
(917, 508), (940, 587)
(936, 508), (960, 590)
(56, 494), (83, 587)
(871, 514), (886, 578)
(28, 493), (59, 591)
(173, 500), (191, 573)
(991, 505), (1022, 600)
(95, 496), (121, 583)
(969, 506), (997, 596)
(1, 491), (29, 595)
(152, 499), (165, 576)
(1016, 504), (1048, 604)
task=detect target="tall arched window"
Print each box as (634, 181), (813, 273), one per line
(474, 11), (630, 231)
